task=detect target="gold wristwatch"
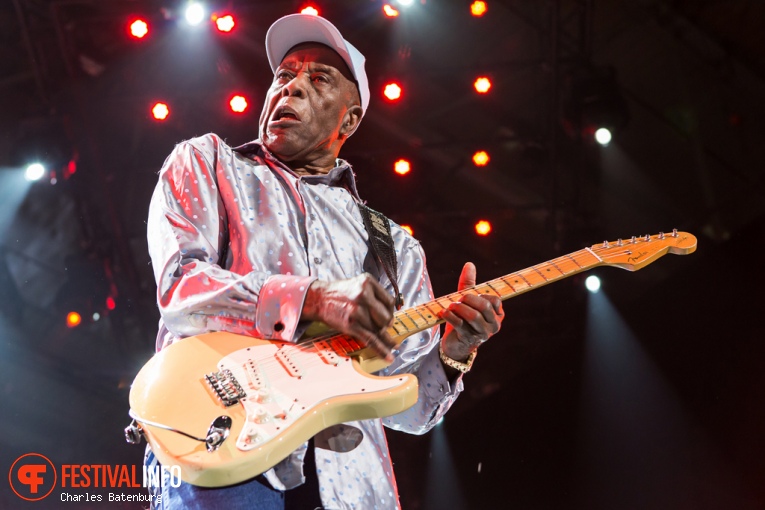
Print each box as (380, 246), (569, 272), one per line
(439, 345), (477, 373)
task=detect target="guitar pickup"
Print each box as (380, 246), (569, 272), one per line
(314, 340), (340, 366)
(275, 347), (303, 378)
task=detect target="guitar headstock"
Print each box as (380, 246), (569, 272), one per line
(590, 229), (697, 271)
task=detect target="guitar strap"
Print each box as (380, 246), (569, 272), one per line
(357, 202), (404, 310)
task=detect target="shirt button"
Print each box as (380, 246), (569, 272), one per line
(309, 213), (316, 220)
(314, 257), (322, 264)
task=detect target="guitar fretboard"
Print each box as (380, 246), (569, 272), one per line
(385, 247), (602, 341)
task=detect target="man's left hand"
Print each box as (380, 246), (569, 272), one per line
(439, 262), (504, 364)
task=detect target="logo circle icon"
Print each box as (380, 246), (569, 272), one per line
(8, 453), (57, 501)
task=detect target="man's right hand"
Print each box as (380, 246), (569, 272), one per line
(301, 274), (396, 362)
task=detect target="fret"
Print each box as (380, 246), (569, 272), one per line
(501, 274), (529, 292)
(516, 269), (544, 288)
(436, 297), (456, 310)
(484, 281), (504, 297)
(412, 306), (430, 324)
(422, 301), (444, 319)
(564, 253), (584, 269)
(531, 265), (550, 281)
(489, 277), (516, 296)
(544, 259), (568, 277)
(415, 304), (437, 322)
(397, 312), (419, 331)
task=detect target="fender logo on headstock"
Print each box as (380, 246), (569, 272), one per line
(628, 250), (648, 263)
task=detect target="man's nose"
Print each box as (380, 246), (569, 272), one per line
(281, 74), (307, 98)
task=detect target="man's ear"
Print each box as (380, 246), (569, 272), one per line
(340, 105), (363, 138)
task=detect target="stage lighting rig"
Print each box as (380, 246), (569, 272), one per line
(184, 2), (206, 26)
(471, 1), (488, 17)
(474, 77), (492, 94)
(214, 14), (236, 33)
(394, 159), (411, 175)
(475, 220), (492, 236)
(383, 5), (400, 17)
(383, 82), (403, 102)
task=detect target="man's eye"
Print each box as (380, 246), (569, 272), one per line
(313, 74), (329, 83)
(276, 71), (292, 80)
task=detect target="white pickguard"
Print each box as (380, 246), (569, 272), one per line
(216, 341), (408, 452)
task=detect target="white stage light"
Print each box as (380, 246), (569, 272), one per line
(595, 127), (612, 146)
(185, 3), (206, 26)
(25, 163), (45, 181)
(585, 275), (601, 293)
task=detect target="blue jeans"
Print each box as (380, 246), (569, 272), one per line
(145, 445), (323, 510)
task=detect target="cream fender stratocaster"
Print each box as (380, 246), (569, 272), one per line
(127, 230), (697, 488)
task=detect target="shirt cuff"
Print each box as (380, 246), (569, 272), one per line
(256, 275), (317, 341)
(420, 345), (464, 402)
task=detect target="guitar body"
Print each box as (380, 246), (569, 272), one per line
(129, 332), (419, 487)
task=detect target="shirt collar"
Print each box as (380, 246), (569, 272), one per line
(233, 140), (361, 201)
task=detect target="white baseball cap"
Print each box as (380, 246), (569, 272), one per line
(265, 14), (370, 116)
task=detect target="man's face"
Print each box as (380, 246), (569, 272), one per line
(259, 43), (361, 165)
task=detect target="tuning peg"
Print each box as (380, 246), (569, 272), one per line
(659, 231), (665, 239)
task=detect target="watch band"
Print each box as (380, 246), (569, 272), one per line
(439, 345), (477, 373)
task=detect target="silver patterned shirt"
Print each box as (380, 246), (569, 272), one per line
(146, 133), (464, 510)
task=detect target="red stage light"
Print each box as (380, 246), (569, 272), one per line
(472, 150), (490, 166)
(401, 225), (413, 236)
(394, 159), (411, 175)
(152, 102), (170, 121)
(474, 77), (492, 94)
(64, 159), (77, 179)
(106, 296), (116, 311)
(383, 4), (400, 17)
(475, 220), (492, 236)
(383, 82), (402, 101)
(230, 95), (248, 113)
(129, 19), (149, 39)
(214, 14), (236, 33)
(66, 311), (82, 328)
(471, 1), (488, 17)
(300, 6), (319, 16)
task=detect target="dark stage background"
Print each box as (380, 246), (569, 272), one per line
(1, 1), (764, 509)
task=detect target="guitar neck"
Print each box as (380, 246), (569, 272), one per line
(336, 230), (697, 373)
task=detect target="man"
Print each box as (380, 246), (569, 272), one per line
(144, 13), (504, 509)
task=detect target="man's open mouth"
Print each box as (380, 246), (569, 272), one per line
(271, 106), (300, 123)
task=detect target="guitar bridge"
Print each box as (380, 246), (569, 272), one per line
(205, 369), (247, 407)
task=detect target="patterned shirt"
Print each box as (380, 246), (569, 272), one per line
(146, 133), (464, 509)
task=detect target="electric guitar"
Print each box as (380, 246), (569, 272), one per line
(126, 230), (697, 487)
